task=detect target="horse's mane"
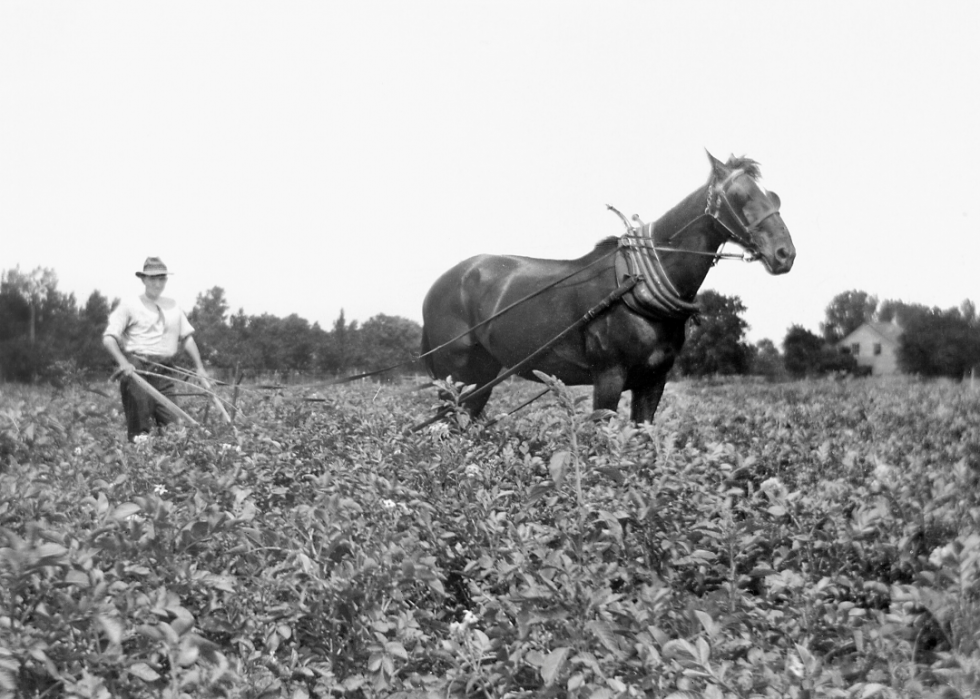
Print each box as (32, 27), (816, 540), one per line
(589, 156), (760, 251)
(726, 155), (762, 179)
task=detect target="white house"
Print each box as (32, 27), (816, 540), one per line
(837, 321), (903, 376)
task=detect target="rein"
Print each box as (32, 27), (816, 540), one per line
(408, 276), (640, 432)
(318, 244), (623, 384)
(621, 235), (751, 261)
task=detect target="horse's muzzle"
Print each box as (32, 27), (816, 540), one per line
(767, 242), (796, 274)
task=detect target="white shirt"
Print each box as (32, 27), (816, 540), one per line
(104, 295), (195, 357)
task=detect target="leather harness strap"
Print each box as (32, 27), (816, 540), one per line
(616, 227), (701, 321)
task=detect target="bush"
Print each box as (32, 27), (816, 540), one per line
(1, 378), (979, 697)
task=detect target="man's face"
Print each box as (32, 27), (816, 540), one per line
(142, 275), (168, 299)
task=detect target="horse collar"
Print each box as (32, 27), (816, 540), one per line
(616, 235), (700, 321)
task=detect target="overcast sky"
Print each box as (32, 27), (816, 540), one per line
(2, 2), (978, 344)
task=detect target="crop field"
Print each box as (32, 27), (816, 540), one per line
(1, 375), (979, 698)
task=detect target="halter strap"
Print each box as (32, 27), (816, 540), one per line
(707, 170), (781, 248)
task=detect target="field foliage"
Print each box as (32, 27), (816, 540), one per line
(1, 375), (979, 698)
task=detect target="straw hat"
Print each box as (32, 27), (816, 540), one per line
(135, 257), (171, 278)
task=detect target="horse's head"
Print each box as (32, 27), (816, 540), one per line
(706, 152), (795, 275)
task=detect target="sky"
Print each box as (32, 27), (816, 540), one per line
(2, 1), (979, 345)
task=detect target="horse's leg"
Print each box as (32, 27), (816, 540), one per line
(430, 339), (502, 418)
(458, 343), (502, 418)
(591, 366), (627, 414)
(630, 371), (668, 423)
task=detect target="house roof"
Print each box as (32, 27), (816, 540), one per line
(838, 321), (903, 347)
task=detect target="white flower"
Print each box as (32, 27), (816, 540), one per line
(154, 484), (168, 495)
(787, 652), (805, 679)
(873, 460), (896, 488)
(929, 543), (955, 568)
(73, 447), (82, 456)
(464, 464), (481, 478)
(380, 498), (397, 510)
(463, 610), (478, 625)
(760, 477), (788, 501)
(428, 423), (450, 438)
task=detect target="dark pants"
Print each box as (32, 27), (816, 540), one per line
(119, 355), (178, 442)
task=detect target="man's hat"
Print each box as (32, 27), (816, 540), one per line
(136, 257), (171, 278)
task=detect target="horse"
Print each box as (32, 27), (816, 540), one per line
(420, 152), (795, 423)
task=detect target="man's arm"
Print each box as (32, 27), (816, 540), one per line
(103, 335), (136, 376)
(182, 335), (209, 382)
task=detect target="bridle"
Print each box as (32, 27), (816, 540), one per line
(617, 168), (782, 266)
(704, 168), (782, 252)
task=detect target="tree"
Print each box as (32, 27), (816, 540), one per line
(821, 290), (878, 343)
(961, 299), (977, 325)
(750, 338), (786, 380)
(357, 314), (423, 379)
(318, 309), (361, 375)
(1, 266), (59, 345)
(897, 305), (980, 378)
(77, 291), (113, 374)
(0, 267), (79, 382)
(189, 287), (232, 368)
(278, 314), (316, 374)
(782, 325), (856, 378)
(783, 325), (824, 378)
(876, 299), (918, 326)
(677, 291), (751, 376)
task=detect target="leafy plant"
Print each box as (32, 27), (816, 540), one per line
(0, 377), (978, 697)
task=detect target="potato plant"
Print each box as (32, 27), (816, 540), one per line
(0, 376), (978, 698)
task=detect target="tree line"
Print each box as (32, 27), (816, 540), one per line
(0, 266), (422, 384)
(2, 265), (978, 384)
(683, 289), (980, 380)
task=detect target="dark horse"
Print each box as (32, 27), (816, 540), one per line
(421, 152), (795, 423)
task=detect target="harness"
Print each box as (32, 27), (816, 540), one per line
(611, 167), (781, 321)
(615, 228), (701, 320)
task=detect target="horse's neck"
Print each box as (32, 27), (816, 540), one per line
(650, 184), (726, 300)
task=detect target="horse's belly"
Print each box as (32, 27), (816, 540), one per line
(483, 318), (592, 380)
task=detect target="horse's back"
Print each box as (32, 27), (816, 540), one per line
(423, 251), (599, 329)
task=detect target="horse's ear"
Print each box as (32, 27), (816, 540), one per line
(768, 191), (781, 208)
(706, 149), (729, 179)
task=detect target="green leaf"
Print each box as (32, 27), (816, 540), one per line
(662, 638), (699, 663)
(176, 640), (200, 667)
(694, 610), (719, 638)
(527, 481), (555, 504)
(587, 409), (617, 422)
(33, 542), (68, 566)
(97, 614), (123, 645)
(540, 646), (571, 685)
(64, 569), (90, 587)
(385, 641), (408, 660)
(549, 451), (569, 486)
(859, 683), (889, 698)
(129, 662), (161, 682)
(586, 620), (625, 659)
(109, 502), (141, 521)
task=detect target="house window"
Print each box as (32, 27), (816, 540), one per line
(873, 343), (882, 356)
(850, 343), (860, 356)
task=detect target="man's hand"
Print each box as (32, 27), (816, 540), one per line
(110, 361), (137, 381)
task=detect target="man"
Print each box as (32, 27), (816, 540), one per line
(103, 257), (209, 441)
